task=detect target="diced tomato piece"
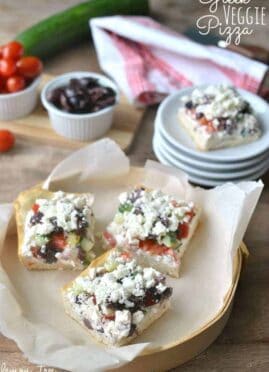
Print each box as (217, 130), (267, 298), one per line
(139, 239), (170, 255)
(186, 210), (195, 221)
(177, 222), (189, 239)
(103, 231), (117, 248)
(166, 248), (177, 258)
(30, 246), (39, 258)
(120, 251), (132, 260)
(32, 203), (39, 213)
(207, 121), (217, 133)
(199, 117), (208, 126)
(51, 233), (66, 250)
(103, 314), (115, 321)
(139, 239), (178, 262)
(171, 200), (180, 207)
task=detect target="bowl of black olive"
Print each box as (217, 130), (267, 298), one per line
(41, 71), (119, 141)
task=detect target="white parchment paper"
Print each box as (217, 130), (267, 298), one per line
(0, 139), (263, 371)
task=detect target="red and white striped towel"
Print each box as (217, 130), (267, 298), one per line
(90, 16), (267, 106)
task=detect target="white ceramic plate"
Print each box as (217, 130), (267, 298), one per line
(155, 119), (269, 171)
(154, 127), (269, 180)
(153, 135), (269, 187)
(157, 86), (269, 162)
(154, 133), (269, 181)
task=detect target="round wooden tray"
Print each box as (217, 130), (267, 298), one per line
(112, 244), (246, 371)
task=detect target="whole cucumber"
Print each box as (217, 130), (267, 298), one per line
(15, 0), (149, 59)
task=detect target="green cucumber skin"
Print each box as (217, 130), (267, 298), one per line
(15, 0), (149, 59)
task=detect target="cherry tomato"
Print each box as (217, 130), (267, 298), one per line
(0, 130), (15, 152)
(0, 76), (5, 91)
(177, 222), (189, 239)
(16, 56), (43, 78)
(0, 86), (8, 94)
(0, 46), (3, 58)
(32, 203), (40, 214)
(51, 233), (66, 250)
(0, 58), (16, 77)
(2, 41), (24, 60)
(6, 75), (25, 93)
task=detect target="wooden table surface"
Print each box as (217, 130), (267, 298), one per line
(0, 1), (268, 371)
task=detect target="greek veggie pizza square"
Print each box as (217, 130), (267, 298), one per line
(62, 249), (173, 346)
(103, 187), (200, 278)
(14, 185), (95, 270)
(178, 85), (261, 151)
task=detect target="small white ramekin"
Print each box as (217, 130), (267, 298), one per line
(0, 76), (41, 120)
(41, 71), (119, 141)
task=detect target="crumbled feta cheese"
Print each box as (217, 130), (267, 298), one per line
(156, 282), (167, 293)
(88, 268), (96, 280)
(106, 188), (195, 246)
(212, 119), (219, 128)
(69, 252), (169, 309)
(182, 84), (260, 138)
(66, 250), (172, 344)
(132, 310), (144, 325)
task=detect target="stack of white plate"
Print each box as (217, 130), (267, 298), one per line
(153, 87), (269, 187)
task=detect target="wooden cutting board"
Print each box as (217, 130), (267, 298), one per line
(0, 74), (144, 151)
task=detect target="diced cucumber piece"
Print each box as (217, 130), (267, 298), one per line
(82, 250), (95, 267)
(81, 238), (92, 252)
(35, 234), (49, 246)
(162, 231), (178, 248)
(104, 260), (118, 272)
(67, 232), (81, 247)
(71, 283), (85, 296)
(114, 213), (124, 224)
(82, 257), (92, 267)
(162, 235), (174, 247)
(118, 203), (133, 213)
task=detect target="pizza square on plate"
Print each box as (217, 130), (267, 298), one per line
(62, 249), (173, 346)
(178, 85), (261, 151)
(103, 187), (200, 277)
(14, 186), (95, 270)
